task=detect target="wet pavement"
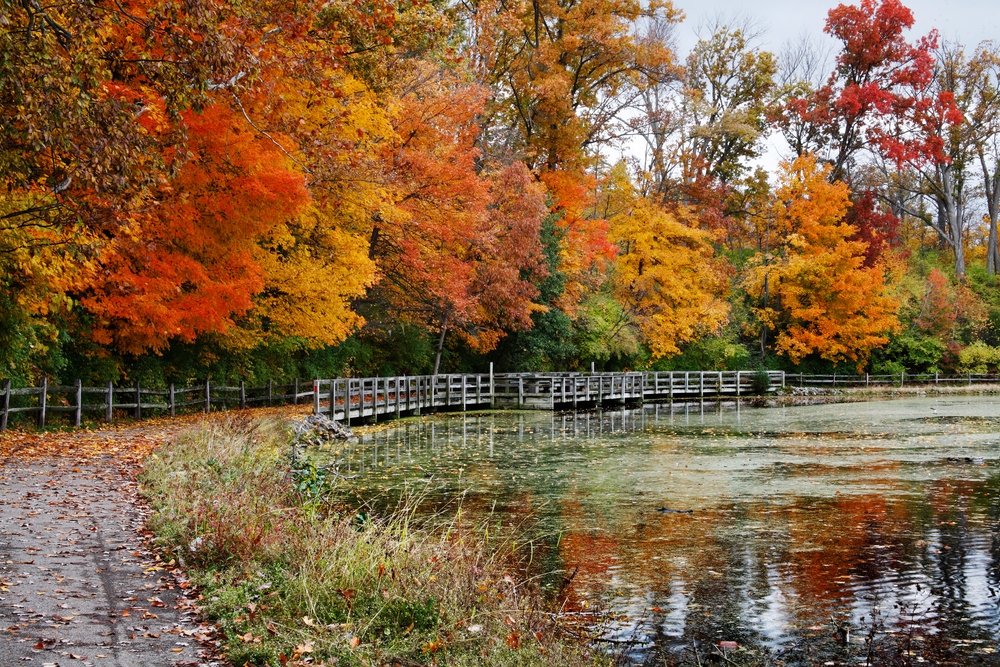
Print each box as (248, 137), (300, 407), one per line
(0, 457), (226, 667)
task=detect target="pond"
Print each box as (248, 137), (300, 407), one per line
(314, 396), (1000, 665)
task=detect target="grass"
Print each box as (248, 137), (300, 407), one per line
(140, 414), (614, 667)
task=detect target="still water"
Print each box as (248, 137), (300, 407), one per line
(316, 396), (1000, 664)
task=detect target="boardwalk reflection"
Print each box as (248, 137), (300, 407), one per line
(316, 397), (1000, 664)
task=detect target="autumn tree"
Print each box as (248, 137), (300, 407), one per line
(79, 104), (313, 354)
(459, 0), (679, 309)
(774, 0), (958, 185)
(745, 155), (901, 368)
(605, 167), (729, 359)
(364, 66), (549, 374)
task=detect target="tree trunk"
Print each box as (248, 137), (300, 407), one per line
(981, 153), (1000, 275)
(432, 317), (449, 376)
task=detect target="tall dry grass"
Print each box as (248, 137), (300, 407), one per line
(141, 415), (613, 667)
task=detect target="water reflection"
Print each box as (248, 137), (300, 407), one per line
(316, 397), (1000, 663)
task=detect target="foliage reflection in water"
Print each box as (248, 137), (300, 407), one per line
(314, 397), (1000, 665)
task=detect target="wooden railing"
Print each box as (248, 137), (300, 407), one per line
(2, 369), (999, 431)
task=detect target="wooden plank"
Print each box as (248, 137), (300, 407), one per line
(169, 384), (175, 417)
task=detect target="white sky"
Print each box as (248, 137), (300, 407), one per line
(654, 0), (1000, 174)
(673, 0), (1000, 54)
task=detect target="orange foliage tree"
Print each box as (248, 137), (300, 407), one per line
(745, 155), (901, 367)
(81, 104), (311, 354)
(369, 67), (550, 373)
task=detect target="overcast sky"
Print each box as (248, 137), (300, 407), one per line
(652, 0), (1000, 172)
(672, 0), (999, 54)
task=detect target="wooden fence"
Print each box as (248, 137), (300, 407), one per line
(2, 370), (999, 431)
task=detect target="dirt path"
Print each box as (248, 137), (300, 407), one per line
(0, 421), (227, 667)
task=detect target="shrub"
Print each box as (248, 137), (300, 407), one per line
(957, 341), (1000, 374)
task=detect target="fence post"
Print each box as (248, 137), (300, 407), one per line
(169, 383), (175, 417)
(329, 379), (336, 418)
(699, 372), (704, 400)
(736, 371), (741, 397)
(935, 372), (938, 386)
(293, 378), (299, 405)
(74, 380), (82, 427)
(313, 378), (320, 415)
(135, 381), (141, 420)
(267, 379), (273, 408)
(37, 377), (47, 428)
(900, 371), (904, 388)
(489, 363), (494, 405)
(782, 371), (786, 389)
(106, 381), (113, 422)
(518, 377), (524, 408)
(668, 371), (674, 402)
(0, 378), (9, 432)
(205, 379), (211, 413)
(969, 371), (972, 387)
(240, 380), (246, 410)
(833, 373), (836, 389)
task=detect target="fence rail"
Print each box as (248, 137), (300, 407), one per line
(2, 370), (999, 431)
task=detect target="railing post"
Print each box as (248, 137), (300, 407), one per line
(1, 378), (10, 432)
(461, 375), (467, 411)
(866, 373), (869, 388)
(900, 371), (904, 388)
(240, 380), (247, 410)
(329, 379), (336, 418)
(267, 379), (273, 408)
(969, 371), (972, 387)
(313, 378), (320, 415)
(106, 381), (113, 423)
(205, 379), (211, 413)
(293, 378), (299, 405)
(935, 372), (938, 386)
(736, 371), (741, 397)
(74, 379), (82, 427)
(699, 371), (704, 400)
(134, 381), (141, 420)
(169, 383), (176, 416)
(396, 377), (403, 418)
(518, 377), (524, 409)
(489, 362), (494, 406)
(37, 377), (47, 428)
(782, 371), (786, 389)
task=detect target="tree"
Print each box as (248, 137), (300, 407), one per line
(745, 155), (901, 368)
(774, 0), (958, 185)
(607, 171), (729, 359)
(80, 103), (311, 354)
(367, 66), (549, 374)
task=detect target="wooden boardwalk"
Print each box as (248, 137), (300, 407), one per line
(490, 371), (785, 410)
(5, 369), (1000, 430)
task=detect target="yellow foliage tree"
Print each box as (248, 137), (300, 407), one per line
(744, 155), (901, 367)
(609, 192), (729, 359)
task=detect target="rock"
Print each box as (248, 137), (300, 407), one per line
(291, 414), (354, 443)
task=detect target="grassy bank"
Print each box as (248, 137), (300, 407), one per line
(140, 415), (611, 667)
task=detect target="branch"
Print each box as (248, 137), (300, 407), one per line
(230, 92), (313, 176)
